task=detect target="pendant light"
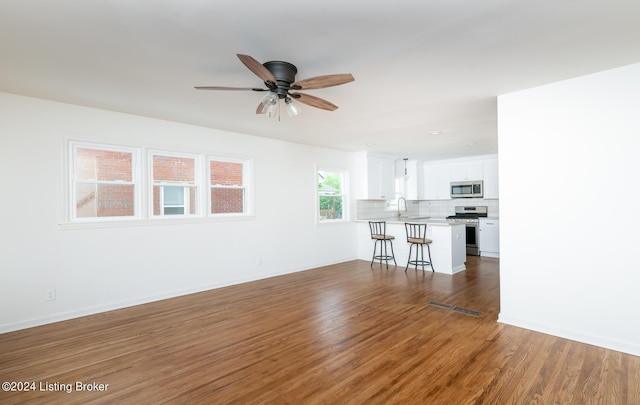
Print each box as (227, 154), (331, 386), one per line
(403, 158), (409, 179)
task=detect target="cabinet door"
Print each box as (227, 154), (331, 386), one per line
(366, 156), (383, 199)
(423, 165), (438, 200)
(451, 161), (483, 181)
(435, 164), (451, 199)
(449, 163), (467, 182)
(423, 165), (438, 199)
(483, 158), (499, 199)
(405, 160), (423, 200)
(380, 158), (394, 200)
(424, 163), (451, 200)
(479, 219), (500, 253)
(367, 156), (394, 199)
(467, 161), (484, 181)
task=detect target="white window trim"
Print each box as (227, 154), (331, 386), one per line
(207, 156), (253, 217)
(149, 150), (201, 218)
(67, 140), (142, 223)
(316, 167), (349, 224)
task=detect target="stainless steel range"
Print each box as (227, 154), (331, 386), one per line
(447, 206), (488, 256)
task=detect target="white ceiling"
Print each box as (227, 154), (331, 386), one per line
(1, 1), (639, 161)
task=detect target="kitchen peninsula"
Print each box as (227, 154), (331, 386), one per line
(356, 217), (466, 274)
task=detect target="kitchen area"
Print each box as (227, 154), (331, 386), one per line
(355, 153), (500, 273)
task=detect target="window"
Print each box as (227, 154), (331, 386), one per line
(65, 139), (253, 226)
(209, 158), (248, 214)
(318, 169), (347, 222)
(151, 153), (199, 216)
(71, 143), (139, 220)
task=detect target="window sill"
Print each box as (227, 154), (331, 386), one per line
(59, 214), (256, 230)
(317, 218), (350, 225)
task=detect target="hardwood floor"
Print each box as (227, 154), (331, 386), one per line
(1, 257), (639, 404)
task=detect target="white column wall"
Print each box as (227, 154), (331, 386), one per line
(497, 63), (640, 356)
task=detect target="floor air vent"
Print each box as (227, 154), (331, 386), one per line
(428, 301), (481, 317)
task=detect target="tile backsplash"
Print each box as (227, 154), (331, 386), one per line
(356, 198), (499, 220)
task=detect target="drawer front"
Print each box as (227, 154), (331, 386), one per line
(480, 219), (499, 229)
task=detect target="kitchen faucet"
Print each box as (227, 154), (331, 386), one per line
(397, 197), (407, 218)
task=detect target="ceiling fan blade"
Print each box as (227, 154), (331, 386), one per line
(194, 86), (267, 91)
(237, 54), (278, 87)
(290, 92), (338, 111)
(291, 73), (354, 90)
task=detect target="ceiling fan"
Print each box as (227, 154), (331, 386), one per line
(195, 54), (354, 117)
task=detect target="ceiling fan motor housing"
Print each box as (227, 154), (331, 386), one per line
(263, 61), (297, 98)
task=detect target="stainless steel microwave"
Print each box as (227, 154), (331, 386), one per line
(451, 181), (483, 198)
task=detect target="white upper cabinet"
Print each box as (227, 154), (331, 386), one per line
(450, 160), (484, 182)
(366, 155), (395, 199)
(423, 162), (451, 200)
(405, 160), (423, 200)
(482, 157), (499, 199)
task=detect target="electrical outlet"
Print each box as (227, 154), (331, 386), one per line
(256, 257), (263, 265)
(45, 288), (56, 302)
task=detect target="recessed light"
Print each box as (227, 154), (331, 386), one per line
(429, 131), (442, 135)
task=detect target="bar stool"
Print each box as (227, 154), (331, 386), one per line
(368, 221), (396, 268)
(404, 223), (435, 272)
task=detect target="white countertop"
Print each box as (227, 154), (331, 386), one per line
(355, 217), (462, 226)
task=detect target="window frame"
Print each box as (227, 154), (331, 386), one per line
(207, 156), (253, 217)
(316, 167), (348, 223)
(68, 141), (141, 222)
(149, 150), (202, 219)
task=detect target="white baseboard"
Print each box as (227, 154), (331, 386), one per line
(498, 314), (640, 357)
(480, 251), (500, 258)
(451, 264), (466, 274)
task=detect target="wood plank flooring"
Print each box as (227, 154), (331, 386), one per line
(1, 257), (639, 404)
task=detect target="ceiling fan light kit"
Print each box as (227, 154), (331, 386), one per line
(285, 97), (300, 117)
(259, 92), (279, 117)
(195, 54), (354, 118)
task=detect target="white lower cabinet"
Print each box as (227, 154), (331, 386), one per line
(479, 218), (499, 258)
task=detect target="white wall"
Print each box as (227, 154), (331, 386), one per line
(498, 63), (640, 356)
(0, 92), (359, 332)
